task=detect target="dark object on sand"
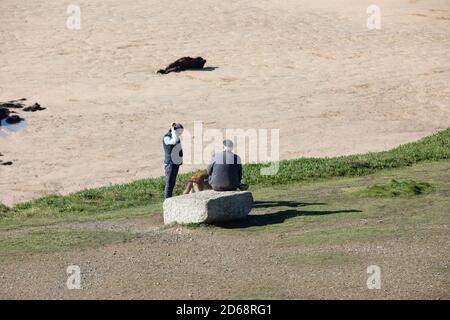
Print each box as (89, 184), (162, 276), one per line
(23, 103), (46, 112)
(5, 115), (24, 124)
(0, 99), (45, 128)
(0, 153), (12, 165)
(0, 108), (10, 121)
(0, 102), (24, 109)
(0, 98), (26, 109)
(157, 57), (207, 74)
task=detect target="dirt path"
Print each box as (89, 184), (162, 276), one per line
(0, 215), (448, 299)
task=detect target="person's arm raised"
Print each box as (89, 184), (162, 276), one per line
(163, 129), (179, 145)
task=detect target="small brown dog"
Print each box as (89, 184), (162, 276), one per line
(183, 172), (212, 194)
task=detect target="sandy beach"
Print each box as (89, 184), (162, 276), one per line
(1, 0), (449, 205)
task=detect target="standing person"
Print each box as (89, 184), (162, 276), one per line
(207, 140), (248, 191)
(163, 123), (184, 198)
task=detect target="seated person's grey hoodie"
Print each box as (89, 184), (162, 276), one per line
(207, 149), (242, 191)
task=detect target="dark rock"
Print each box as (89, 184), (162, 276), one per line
(157, 57), (207, 74)
(1, 161), (13, 166)
(0, 102), (24, 109)
(5, 115), (24, 124)
(23, 103), (46, 112)
(0, 108), (10, 121)
(7, 98), (26, 102)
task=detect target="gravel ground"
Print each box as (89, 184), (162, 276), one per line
(0, 216), (448, 299)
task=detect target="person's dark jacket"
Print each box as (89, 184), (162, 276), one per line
(207, 151), (242, 191)
(163, 131), (183, 165)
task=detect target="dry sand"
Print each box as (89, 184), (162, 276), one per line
(1, 0), (450, 205)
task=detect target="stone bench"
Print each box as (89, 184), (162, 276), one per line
(163, 190), (253, 225)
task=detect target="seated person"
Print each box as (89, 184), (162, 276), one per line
(207, 140), (248, 191)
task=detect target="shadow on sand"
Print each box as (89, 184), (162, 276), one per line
(215, 201), (362, 229)
(193, 66), (219, 72)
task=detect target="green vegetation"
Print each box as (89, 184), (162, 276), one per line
(1, 128), (449, 230)
(0, 230), (136, 256)
(244, 128), (450, 185)
(0, 159), (449, 256)
(287, 252), (356, 267)
(354, 179), (433, 198)
(282, 225), (399, 245)
(0, 203), (10, 217)
(14, 178), (167, 213)
(234, 159), (449, 233)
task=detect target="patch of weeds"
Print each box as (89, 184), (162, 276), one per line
(0, 203), (11, 217)
(282, 225), (399, 246)
(184, 223), (206, 229)
(287, 252), (356, 267)
(355, 179), (433, 198)
(0, 230), (136, 256)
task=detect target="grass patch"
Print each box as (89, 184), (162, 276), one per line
(243, 128), (450, 185)
(282, 225), (400, 246)
(0, 199), (162, 230)
(2, 158), (449, 255)
(13, 178), (167, 214)
(287, 252), (356, 267)
(0, 230), (136, 256)
(1, 128), (450, 229)
(354, 179), (433, 198)
(183, 223), (209, 229)
(0, 203), (10, 217)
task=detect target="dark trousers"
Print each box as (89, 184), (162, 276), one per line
(164, 163), (180, 199)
